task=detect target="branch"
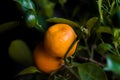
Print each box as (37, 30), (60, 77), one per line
(78, 56), (104, 67)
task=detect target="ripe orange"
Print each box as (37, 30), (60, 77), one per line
(44, 24), (78, 58)
(33, 45), (64, 74)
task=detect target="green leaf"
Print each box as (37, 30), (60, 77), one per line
(17, 66), (40, 76)
(46, 17), (80, 28)
(104, 54), (120, 75)
(86, 17), (98, 35)
(96, 26), (112, 35)
(0, 21), (19, 33)
(112, 28), (120, 46)
(8, 40), (33, 66)
(113, 28), (120, 39)
(113, 28), (119, 37)
(78, 63), (107, 80)
(97, 43), (113, 54)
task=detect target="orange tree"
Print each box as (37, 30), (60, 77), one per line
(1, 0), (120, 80)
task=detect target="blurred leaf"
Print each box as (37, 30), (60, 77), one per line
(113, 28), (120, 41)
(96, 26), (112, 35)
(8, 40), (33, 66)
(97, 43), (113, 54)
(33, 0), (55, 17)
(86, 17), (98, 36)
(14, 0), (35, 12)
(46, 17), (80, 28)
(72, 5), (80, 18)
(43, 2), (55, 18)
(104, 54), (120, 75)
(33, 0), (49, 7)
(76, 45), (87, 51)
(17, 66), (40, 76)
(112, 28), (120, 47)
(58, 0), (67, 7)
(78, 62), (107, 80)
(113, 28), (120, 39)
(0, 21), (19, 33)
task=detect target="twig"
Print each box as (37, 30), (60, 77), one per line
(64, 65), (80, 80)
(78, 56), (104, 67)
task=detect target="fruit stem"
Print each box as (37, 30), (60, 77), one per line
(63, 38), (79, 64)
(36, 22), (45, 33)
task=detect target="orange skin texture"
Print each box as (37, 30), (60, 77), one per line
(44, 24), (77, 58)
(33, 45), (64, 74)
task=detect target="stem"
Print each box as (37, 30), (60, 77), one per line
(109, 1), (115, 13)
(114, 43), (120, 55)
(78, 56), (104, 67)
(115, 0), (119, 6)
(84, 38), (91, 58)
(98, 0), (104, 23)
(109, 49), (117, 55)
(101, 5), (110, 15)
(106, 0), (111, 8)
(64, 65), (80, 80)
(36, 22), (45, 33)
(90, 46), (94, 59)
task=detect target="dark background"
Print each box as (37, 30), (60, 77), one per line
(0, 1), (38, 80)
(0, 1), (22, 80)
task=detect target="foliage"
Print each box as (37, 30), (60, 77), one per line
(1, 0), (120, 80)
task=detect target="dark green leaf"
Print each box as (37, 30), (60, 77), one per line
(0, 21), (19, 33)
(96, 26), (112, 35)
(86, 17), (98, 35)
(78, 62), (107, 80)
(97, 43), (113, 54)
(104, 54), (120, 75)
(17, 66), (40, 76)
(46, 17), (80, 28)
(8, 40), (33, 66)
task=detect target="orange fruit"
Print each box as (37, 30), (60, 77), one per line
(44, 24), (78, 58)
(33, 45), (64, 74)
